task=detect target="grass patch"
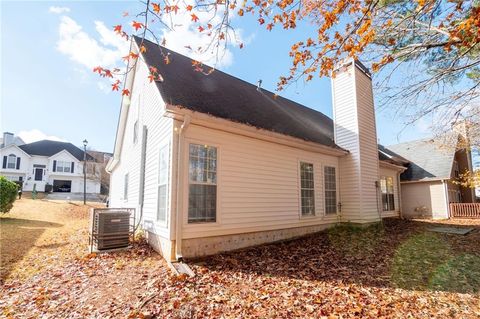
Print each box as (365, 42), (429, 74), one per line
(429, 254), (480, 293)
(391, 233), (458, 291)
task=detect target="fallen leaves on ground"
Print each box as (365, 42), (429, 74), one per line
(1, 201), (480, 318)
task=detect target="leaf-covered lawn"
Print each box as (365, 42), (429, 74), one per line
(1, 200), (480, 318)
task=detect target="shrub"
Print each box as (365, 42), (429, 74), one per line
(0, 176), (18, 214)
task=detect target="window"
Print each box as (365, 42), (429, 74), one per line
(124, 173), (129, 200)
(56, 161), (71, 173)
(300, 162), (315, 216)
(157, 145), (169, 222)
(381, 176), (395, 211)
(7, 154), (16, 169)
(453, 161), (459, 178)
(188, 144), (217, 223)
(324, 166), (337, 215)
(133, 120), (139, 144)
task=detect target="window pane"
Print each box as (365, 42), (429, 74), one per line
(188, 184), (216, 223)
(7, 155), (16, 168)
(324, 166), (337, 215)
(157, 145), (169, 221)
(188, 144), (217, 223)
(157, 185), (167, 221)
(300, 162), (315, 216)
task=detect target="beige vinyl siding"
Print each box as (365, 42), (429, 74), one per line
(379, 166), (400, 217)
(401, 181), (448, 219)
(332, 62), (380, 223)
(179, 124), (340, 239)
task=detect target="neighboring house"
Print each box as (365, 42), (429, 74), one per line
(106, 37), (473, 261)
(387, 138), (476, 219)
(0, 136), (101, 194)
(87, 150), (113, 195)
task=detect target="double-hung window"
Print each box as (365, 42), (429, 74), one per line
(381, 176), (395, 211)
(157, 145), (169, 222)
(7, 154), (16, 169)
(300, 162), (315, 216)
(324, 166), (337, 215)
(56, 161), (71, 173)
(188, 144), (217, 223)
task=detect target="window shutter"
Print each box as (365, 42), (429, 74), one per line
(71, 162), (74, 173)
(16, 157), (21, 169)
(53, 160), (56, 172)
(2, 156), (6, 169)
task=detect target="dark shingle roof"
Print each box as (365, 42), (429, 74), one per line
(19, 140), (94, 161)
(135, 36), (339, 149)
(387, 139), (455, 181)
(135, 37), (415, 164)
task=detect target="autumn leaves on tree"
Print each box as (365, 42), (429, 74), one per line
(95, 0), (480, 186)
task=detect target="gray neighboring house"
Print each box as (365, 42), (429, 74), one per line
(388, 137), (476, 219)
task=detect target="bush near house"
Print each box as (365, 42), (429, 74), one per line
(0, 176), (18, 213)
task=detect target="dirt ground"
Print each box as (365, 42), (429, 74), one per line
(1, 199), (480, 318)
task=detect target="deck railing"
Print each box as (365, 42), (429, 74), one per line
(450, 203), (480, 218)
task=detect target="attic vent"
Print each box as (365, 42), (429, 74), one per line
(89, 208), (135, 252)
(257, 79), (262, 91)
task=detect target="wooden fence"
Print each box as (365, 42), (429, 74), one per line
(450, 203), (480, 218)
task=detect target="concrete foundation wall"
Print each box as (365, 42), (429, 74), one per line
(147, 231), (175, 261)
(181, 223), (335, 259)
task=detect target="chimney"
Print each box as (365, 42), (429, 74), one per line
(3, 132), (14, 147)
(331, 59), (380, 223)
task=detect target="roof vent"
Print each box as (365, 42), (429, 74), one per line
(257, 79), (262, 91)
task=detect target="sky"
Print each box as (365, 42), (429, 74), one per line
(1, 1), (433, 153)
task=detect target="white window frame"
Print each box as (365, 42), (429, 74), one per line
(56, 160), (71, 173)
(156, 144), (169, 224)
(380, 176), (395, 211)
(299, 161), (316, 217)
(187, 142), (218, 224)
(323, 165), (337, 215)
(7, 154), (16, 169)
(124, 173), (129, 201)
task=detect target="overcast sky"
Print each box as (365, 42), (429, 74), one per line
(1, 1), (432, 152)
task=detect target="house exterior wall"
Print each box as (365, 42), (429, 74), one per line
(379, 166), (401, 217)
(332, 61), (380, 223)
(0, 145), (29, 182)
(453, 149), (476, 203)
(177, 123), (341, 241)
(400, 181), (448, 219)
(108, 53), (174, 259)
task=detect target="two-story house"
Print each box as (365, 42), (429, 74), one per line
(0, 132), (101, 194)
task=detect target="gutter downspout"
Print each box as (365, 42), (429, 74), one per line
(137, 126), (148, 231)
(175, 115), (191, 261)
(397, 173), (403, 219)
(442, 179), (451, 219)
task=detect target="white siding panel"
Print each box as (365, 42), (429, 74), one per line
(109, 57), (174, 239)
(332, 63), (380, 223)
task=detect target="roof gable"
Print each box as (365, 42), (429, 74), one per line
(0, 143), (31, 157)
